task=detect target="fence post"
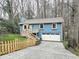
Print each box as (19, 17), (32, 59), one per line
(14, 40), (16, 51)
(11, 40), (13, 52)
(18, 39), (20, 50)
(16, 39), (19, 50)
(1, 41), (5, 54)
(7, 41), (10, 53)
(0, 41), (2, 55)
(4, 41), (7, 54)
(12, 40), (15, 51)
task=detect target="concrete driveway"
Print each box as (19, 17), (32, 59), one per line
(0, 41), (79, 59)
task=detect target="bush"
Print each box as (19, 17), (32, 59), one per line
(0, 20), (20, 34)
(63, 40), (69, 49)
(35, 40), (41, 45)
(0, 27), (8, 34)
(68, 39), (77, 48)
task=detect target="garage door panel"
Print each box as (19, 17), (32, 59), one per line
(50, 35), (60, 41)
(42, 34), (60, 41)
(42, 35), (51, 40)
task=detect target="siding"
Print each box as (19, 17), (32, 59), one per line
(43, 23), (52, 33)
(20, 25), (23, 32)
(56, 23), (62, 33)
(38, 23), (61, 38)
(29, 23), (62, 39)
(19, 16), (26, 32)
(31, 24), (39, 33)
(40, 23), (62, 33)
(20, 17), (26, 23)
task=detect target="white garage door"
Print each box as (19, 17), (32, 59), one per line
(42, 33), (60, 41)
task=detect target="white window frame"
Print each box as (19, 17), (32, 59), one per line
(23, 25), (26, 31)
(52, 23), (57, 29)
(29, 25), (32, 29)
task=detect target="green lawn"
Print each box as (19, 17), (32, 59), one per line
(0, 34), (27, 41)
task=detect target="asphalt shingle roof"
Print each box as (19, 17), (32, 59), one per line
(24, 17), (64, 24)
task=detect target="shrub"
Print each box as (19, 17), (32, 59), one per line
(0, 27), (8, 34)
(63, 40), (69, 49)
(0, 20), (20, 34)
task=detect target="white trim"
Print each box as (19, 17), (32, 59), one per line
(23, 24), (28, 31)
(52, 23), (57, 29)
(23, 25), (26, 31)
(29, 25), (32, 31)
(61, 23), (63, 41)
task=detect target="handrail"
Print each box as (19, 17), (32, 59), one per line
(25, 30), (39, 40)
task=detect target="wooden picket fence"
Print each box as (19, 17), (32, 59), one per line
(0, 39), (37, 55)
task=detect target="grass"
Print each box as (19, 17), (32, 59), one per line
(0, 34), (27, 41)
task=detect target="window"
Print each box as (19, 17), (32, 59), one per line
(52, 23), (56, 29)
(40, 24), (43, 28)
(20, 24), (23, 26)
(24, 25), (26, 29)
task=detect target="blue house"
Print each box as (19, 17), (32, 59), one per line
(19, 17), (64, 41)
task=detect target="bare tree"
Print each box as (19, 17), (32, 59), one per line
(36, 0), (40, 18)
(25, 0), (34, 19)
(54, 0), (57, 17)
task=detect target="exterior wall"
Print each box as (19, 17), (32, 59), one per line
(56, 23), (62, 33)
(43, 23), (52, 33)
(31, 24), (39, 33)
(19, 16), (26, 36)
(39, 23), (62, 39)
(41, 23), (62, 33)
(20, 22), (63, 40)
(19, 24), (23, 33)
(29, 23), (62, 40)
(19, 16), (26, 23)
(30, 23), (62, 33)
(20, 24), (26, 36)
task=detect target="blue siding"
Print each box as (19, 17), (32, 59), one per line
(32, 24), (39, 31)
(20, 16), (26, 23)
(19, 16), (26, 32)
(56, 23), (62, 33)
(20, 25), (23, 32)
(43, 23), (52, 33)
(38, 23), (61, 38)
(39, 23), (61, 33)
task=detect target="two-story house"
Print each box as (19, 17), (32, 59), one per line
(19, 17), (64, 41)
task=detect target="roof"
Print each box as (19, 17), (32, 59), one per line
(24, 17), (64, 24)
